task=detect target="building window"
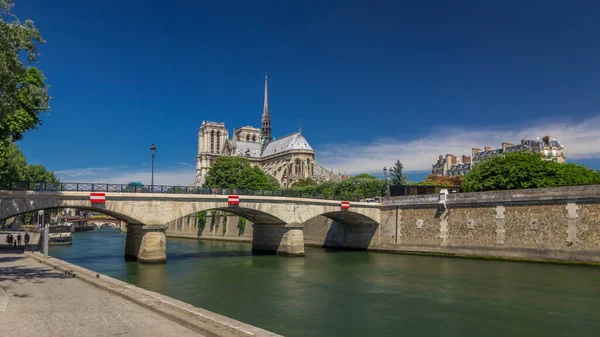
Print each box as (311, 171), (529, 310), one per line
(210, 131), (214, 153)
(295, 158), (302, 176)
(246, 135), (250, 141)
(252, 135), (256, 142)
(216, 131), (221, 153)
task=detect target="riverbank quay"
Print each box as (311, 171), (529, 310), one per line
(0, 251), (281, 337)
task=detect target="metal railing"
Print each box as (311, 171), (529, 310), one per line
(0, 182), (360, 201)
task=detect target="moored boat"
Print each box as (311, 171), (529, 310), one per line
(48, 223), (73, 245)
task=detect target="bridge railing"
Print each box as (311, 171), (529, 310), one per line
(0, 182), (360, 201)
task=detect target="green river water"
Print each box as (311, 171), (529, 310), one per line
(49, 228), (600, 337)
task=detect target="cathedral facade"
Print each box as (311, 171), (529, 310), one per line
(195, 74), (336, 188)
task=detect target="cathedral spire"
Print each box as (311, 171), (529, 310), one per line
(261, 73), (272, 144)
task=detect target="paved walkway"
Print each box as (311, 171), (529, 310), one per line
(0, 252), (204, 337)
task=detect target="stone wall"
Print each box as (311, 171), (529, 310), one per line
(374, 185), (600, 263)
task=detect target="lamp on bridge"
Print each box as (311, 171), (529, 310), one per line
(150, 144), (157, 191)
(383, 166), (390, 198)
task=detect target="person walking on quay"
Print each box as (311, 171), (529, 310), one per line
(17, 233), (22, 246)
(5, 234), (10, 245)
(24, 232), (30, 249)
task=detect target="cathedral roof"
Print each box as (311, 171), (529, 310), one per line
(262, 131), (313, 157)
(233, 141), (262, 158)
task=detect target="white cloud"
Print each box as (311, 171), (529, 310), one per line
(316, 116), (600, 175)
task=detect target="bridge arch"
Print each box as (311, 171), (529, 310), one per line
(0, 203), (141, 225)
(178, 204), (287, 226)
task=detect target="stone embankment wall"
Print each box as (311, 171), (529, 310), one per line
(374, 185), (600, 263)
(166, 185), (600, 263)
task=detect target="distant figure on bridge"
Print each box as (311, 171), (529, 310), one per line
(5, 234), (10, 244)
(24, 232), (30, 247)
(17, 233), (22, 246)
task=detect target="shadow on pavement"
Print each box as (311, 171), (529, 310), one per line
(0, 265), (68, 283)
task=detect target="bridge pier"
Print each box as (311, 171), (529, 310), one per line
(252, 223), (305, 257)
(124, 224), (167, 263)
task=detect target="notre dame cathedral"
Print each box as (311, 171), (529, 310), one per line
(195, 74), (336, 188)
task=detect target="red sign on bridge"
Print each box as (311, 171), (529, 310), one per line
(228, 195), (240, 205)
(341, 201), (350, 209)
(90, 192), (106, 203)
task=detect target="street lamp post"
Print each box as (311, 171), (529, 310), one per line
(383, 167), (391, 198)
(150, 144), (156, 192)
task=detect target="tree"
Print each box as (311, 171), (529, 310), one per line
(0, 140), (26, 185)
(1, 1), (50, 141)
(462, 151), (600, 192)
(354, 173), (377, 180)
(204, 157), (279, 190)
(124, 181), (144, 192)
(24, 164), (58, 182)
(292, 177), (316, 188)
(413, 174), (463, 187)
(390, 160), (408, 185)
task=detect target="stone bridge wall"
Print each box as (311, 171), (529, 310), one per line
(167, 185), (600, 263)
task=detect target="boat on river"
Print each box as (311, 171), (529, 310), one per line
(48, 223), (73, 245)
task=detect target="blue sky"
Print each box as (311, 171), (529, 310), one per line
(11, 0), (600, 185)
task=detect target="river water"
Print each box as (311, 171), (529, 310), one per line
(50, 228), (600, 337)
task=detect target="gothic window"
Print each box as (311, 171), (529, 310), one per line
(246, 135), (250, 141)
(252, 135), (256, 142)
(295, 158), (302, 176)
(306, 159), (311, 176)
(210, 131), (214, 153)
(216, 131), (221, 153)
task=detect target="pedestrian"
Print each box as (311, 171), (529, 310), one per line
(5, 234), (9, 244)
(24, 232), (30, 246)
(17, 233), (22, 246)
(8, 234), (13, 245)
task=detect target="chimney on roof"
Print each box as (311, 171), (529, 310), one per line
(471, 148), (481, 157)
(502, 142), (513, 152)
(484, 146), (492, 152)
(462, 155), (471, 163)
(446, 154), (457, 165)
(542, 135), (550, 146)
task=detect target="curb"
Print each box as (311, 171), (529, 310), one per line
(0, 285), (9, 314)
(25, 252), (281, 337)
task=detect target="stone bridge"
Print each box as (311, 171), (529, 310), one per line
(0, 191), (381, 263)
(82, 218), (121, 228)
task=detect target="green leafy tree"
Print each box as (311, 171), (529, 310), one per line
(412, 174), (463, 187)
(390, 160), (408, 185)
(292, 177), (316, 188)
(204, 157), (278, 190)
(354, 173), (377, 180)
(1, 1), (50, 141)
(124, 181), (144, 192)
(289, 176), (385, 200)
(24, 164), (58, 182)
(0, 140), (26, 185)
(463, 151), (600, 192)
